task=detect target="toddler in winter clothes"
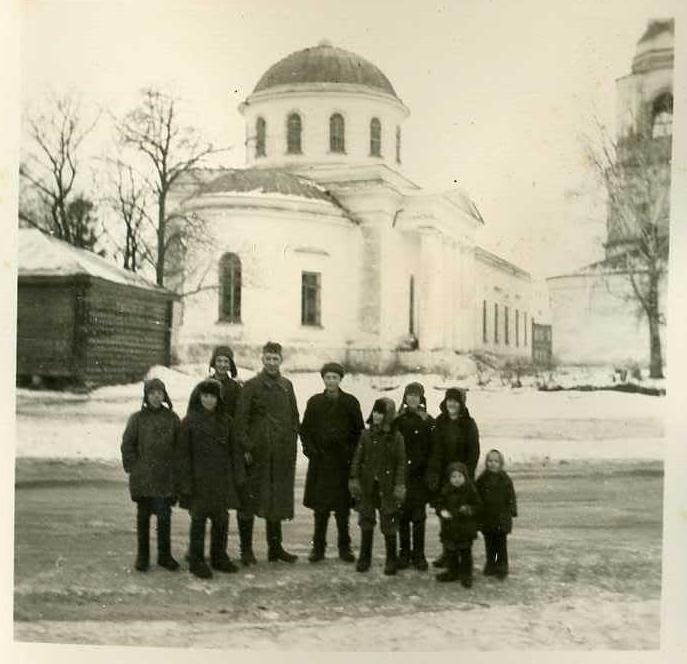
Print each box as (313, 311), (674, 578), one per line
(435, 462), (481, 587)
(476, 449), (517, 579)
(177, 379), (245, 579)
(349, 397), (406, 575)
(121, 378), (181, 572)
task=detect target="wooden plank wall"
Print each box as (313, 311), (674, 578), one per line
(17, 282), (76, 378)
(81, 279), (173, 385)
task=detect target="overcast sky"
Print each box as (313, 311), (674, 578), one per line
(20, 0), (679, 278)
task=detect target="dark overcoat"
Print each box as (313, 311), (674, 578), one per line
(437, 481), (482, 549)
(176, 410), (245, 515)
(349, 426), (406, 517)
(121, 406), (180, 501)
(233, 370), (300, 520)
(426, 408), (480, 492)
(476, 470), (518, 534)
(301, 390), (364, 513)
(394, 408), (434, 509)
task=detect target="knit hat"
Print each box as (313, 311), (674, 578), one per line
(320, 362), (345, 378)
(142, 378), (173, 410)
(262, 341), (283, 356)
(209, 345), (237, 378)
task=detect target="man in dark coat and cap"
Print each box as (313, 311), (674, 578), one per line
(234, 341), (300, 563)
(301, 362), (364, 563)
(426, 387), (480, 569)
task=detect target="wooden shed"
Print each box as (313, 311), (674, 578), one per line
(17, 229), (178, 387)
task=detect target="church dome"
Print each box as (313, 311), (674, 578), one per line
(253, 40), (398, 98)
(632, 19), (674, 74)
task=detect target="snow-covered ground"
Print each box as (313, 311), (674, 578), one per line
(15, 365), (665, 463)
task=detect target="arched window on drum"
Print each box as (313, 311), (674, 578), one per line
(255, 117), (266, 158)
(287, 113), (302, 154)
(219, 253), (242, 323)
(370, 118), (382, 156)
(329, 113), (345, 153)
(651, 92), (673, 138)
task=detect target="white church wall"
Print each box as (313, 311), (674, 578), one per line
(616, 67), (673, 136)
(242, 90), (407, 172)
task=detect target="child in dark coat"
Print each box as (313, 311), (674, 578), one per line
(349, 397), (406, 575)
(435, 462), (482, 587)
(476, 449), (517, 579)
(121, 378), (181, 572)
(177, 378), (245, 579)
(394, 382), (434, 571)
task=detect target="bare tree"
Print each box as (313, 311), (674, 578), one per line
(20, 94), (101, 250)
(116, 89), (219, 286)
(586, 118), (671, 379)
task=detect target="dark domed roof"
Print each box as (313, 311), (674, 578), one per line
(253, 40), (397, 97)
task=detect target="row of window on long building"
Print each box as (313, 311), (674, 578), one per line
(483, 300), (528, 347)
(255, 114), (401, 162)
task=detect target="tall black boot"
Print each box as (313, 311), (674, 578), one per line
(397, 518), (411, 570)
(436, 549), (460, 582)
(384, 533), (398, 576)
(309, 511), (328, 562)
(483, 533), (497, 576)
(188, 516), (212, 579)
(156, 508), (179, 571)
(238, 516), (257, 566)
(496, 533), (509, 579)
(411, 520), (428, 571)
(135, 504), (151, 572)
(267, 520), (298, 563)
(356, 529), (373, 572)
(335, 511), (355, 563)
(211, 514), (238, 573)
(460, 547), (474, 588)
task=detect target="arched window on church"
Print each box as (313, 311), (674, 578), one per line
(255, 117), (266, 158)
(370, 118), (382, 156)
(329, 113), (345, 153)
(395, 126), (402, 164)
(219, 253), (241, 323)
(651, 92), (673, 138)
(287, 113), (302, 154)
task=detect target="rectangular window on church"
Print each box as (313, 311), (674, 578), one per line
(301, 271), (321, 326)
(409, 275), (415, 335)
(505, 306), (510, 345)
(494, 303), (499, 344)
(482, 300), (487, 343)
(524, 312), (528, 346)
(515, 309), (519, 347)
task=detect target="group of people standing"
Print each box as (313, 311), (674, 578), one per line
(121, 342), (517, 588)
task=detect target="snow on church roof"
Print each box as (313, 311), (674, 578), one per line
(18, 228), (169, 292)
(198, 168), (353, 216)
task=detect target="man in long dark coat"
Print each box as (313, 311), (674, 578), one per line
(301, 362), (364, 563)
(233, 341), (300, 563)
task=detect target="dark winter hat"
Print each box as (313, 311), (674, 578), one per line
(372, 398), (388, 414)
(446, 461), (469, 479)
(320, 362), (345, 378)
(142, 377), (173, 410)
(187, 378), (224, 415)
(209, 345), (238, 378)
(197, 378), (222, 398)
(404, 382), (425, 398)
(367, 397), (397, 430)
(444, 387), (466, 404)
(262, 341), (283, 356)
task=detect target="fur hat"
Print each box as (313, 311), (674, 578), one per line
(401, 381), (427, 411)
(367, 397), (397, 430)
(142, 378), (173, 410)
(209, 345), (237, 378)
(320, 362), (345, 378)
(439, 387), (469, 417)
(187, 378), (224, 414)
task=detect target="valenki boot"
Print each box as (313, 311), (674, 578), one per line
(335, 512), (355, 563)
(411, 520), (429, 571)
(188, 517), (212, 579)
(267, 520), (298, 563)
(238, 516), (257, 566)
(356, 529), (373, 572)
(135, 506), (150, 572)
(156, 510), (179, 571)
(308, 512), (328, 563)
(436, 550), (461, 582)
(383, 534), (398, 576)
(460, 548), (474, 588)
(210, 516), (238, 573)
(397, 519), (411, 570)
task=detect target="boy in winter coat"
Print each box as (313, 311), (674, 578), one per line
(301, 362), (364, 563)
(435, 462), (482, 587)
(121, 378), (181, 572)
(476, 449), (517, 579)
(349, 397), (406, 575)
(177, 379), (245, 579)
(426, 387), (480, 568)
(393, 382), (434, 571)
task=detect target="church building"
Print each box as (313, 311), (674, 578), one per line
(168, 41), (535, 371)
